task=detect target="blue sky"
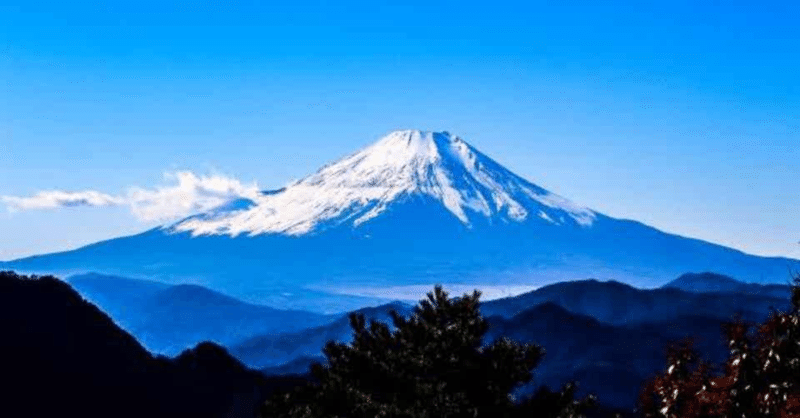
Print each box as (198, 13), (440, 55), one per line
(1, 0), (798, 260)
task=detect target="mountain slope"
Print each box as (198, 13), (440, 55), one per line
(67, 273), (171, 322)
(486, 303), (731, 409)
(68, 273), (332, 355)
(663, 272), (793, 298)
(4, 130), (798, 311)
(662, 272), (743, 292)
(242, 278), (790, 377)
(0, 271), (308, 418)
(232, 301), (413, 369)
(481, 278), (790, 324)
(171, 130), (596, 237)
(238, 295), (736, 410)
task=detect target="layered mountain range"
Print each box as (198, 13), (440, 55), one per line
(7, 268), (795, 412)
(233, 274), (793, 409)
(67, 273), (332, 355)
(3, 130), (797, 312)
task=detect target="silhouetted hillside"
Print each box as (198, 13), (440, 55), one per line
(663, 271), (792, 298)
(486, 303), (733, 409)
(21, 269), (788, 414)
(232, 301), (412, 369)
(663, 272), (742, 292)
(68, 273), (332, 354)
(0, 271), (308, 418)
(261, 355), (326, 376)
(481, 278), (789, 325)
(241, 289), (746, 410)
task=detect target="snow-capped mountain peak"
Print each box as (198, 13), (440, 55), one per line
(169, 130), (596, 237)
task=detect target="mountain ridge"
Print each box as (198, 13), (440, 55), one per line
(663, 271), (793, 298)
(168, 130), (597, 237)
(3, 129), (798, 310)
(481, 278), (790, 324)
(0, 271), (307, 418)
(67, 273), (333, 354)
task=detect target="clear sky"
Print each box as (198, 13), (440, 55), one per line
(1, 0), (798, 260)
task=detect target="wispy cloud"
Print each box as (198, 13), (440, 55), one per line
(1, 171), (260, 223)
(1, 190), (125, 210)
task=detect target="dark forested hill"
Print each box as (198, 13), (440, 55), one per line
(0, 271), (308, 418)
(239, 278), (790, 410)
(481, 278), (790, 324)
(7, 269), (791, 415)
(485, 303), (735, 409)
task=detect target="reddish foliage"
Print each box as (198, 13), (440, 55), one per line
(640, 276), (800, 417)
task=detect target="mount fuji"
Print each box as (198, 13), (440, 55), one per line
(4, 130), (798, 312)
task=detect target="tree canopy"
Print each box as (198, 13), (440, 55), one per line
(261, 285), (595, 418)
(639, 275), (800, 418)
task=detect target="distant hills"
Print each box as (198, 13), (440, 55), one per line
(68, 273), (332, 355)
(232, 301), (413, 369)
(234, 273), (794, 409)
(13, 268), (798, 412)
(481, 277), (790, 324)
(662, 271), (793, 299)
(236, 292), (736, 409)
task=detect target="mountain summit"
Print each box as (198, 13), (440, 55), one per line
(4, 129), (798, 312)
(170, 130), (595, 237)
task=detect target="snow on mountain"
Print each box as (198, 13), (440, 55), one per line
(169, 130), (596, 237)
(4, 128), (799, 313)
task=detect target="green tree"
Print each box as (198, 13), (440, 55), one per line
(261, 285), (594, 418)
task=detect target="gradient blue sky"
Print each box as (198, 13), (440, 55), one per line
(1, 0), (798, 260)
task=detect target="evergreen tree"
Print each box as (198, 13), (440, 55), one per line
(261, 285), (594, 418)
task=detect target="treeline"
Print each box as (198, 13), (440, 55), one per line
(3, 270), (800, 417)
(260, 277), (800, 418)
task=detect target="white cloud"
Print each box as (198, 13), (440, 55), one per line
(1, 171), (260, 223)
(126, 171), (260, 222)
(1, 190), (124, 210)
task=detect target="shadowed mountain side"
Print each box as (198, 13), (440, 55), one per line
(5, 131), (798, 311)
(481, 279), (790, 325)
(663, 271), (793, 298)
(488, 303), (742, 409)
(132, 283), (331, 355)
(232, 301), (413, 369)
(66, 273), (170, 323)
(261, 355), (327, 376)
(242, 298), (733, 411)
(240, 278), (789, 411)
(67, 273), (332, 355)
(0, 271), (309, 418)
(233, 280), (786, 375)
(6, 214), (798, 313)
